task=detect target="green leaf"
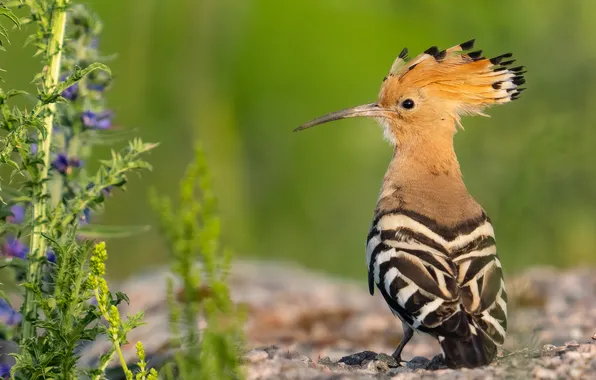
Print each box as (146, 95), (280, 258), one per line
(0, 203), (14, 219)
(0, 184), (27, 199)
(77, 224), (151, 239)
(55, 62), (111, 96)
(0, 6), (20, 28)
(4, 89), (28, 98)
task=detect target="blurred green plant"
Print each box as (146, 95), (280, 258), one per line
(0, 1), (156, 378)
(151, 144), (244, 380)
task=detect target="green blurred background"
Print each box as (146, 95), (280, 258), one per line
(4, 0), (596, 279)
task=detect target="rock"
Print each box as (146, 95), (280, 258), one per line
(375, 353), (399, 368)
(387, 366), (411, 376)
(263, 345), (280, 359)
(541, 344), (557, 357)
(406, 356), (431, 370)
(565, 340), (580, 348)
(532, 367), (558, 379)
(361, 359), (389, 373)
(427, 354), (447, 370)
(338, 350), (377, 366)
(317, 356), (333, 366)
(592, 332), (596, 341)
(244, 349), (269, 363)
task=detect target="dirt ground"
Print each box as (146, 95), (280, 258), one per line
(79, 261), (596, 379)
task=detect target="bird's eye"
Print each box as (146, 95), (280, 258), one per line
(401, 99), (415, 109)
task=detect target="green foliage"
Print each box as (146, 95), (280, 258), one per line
(0, 1), (157, 379)
(151, 144), (244, 380)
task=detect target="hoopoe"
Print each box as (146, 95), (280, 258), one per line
(295, 40), (525, 368)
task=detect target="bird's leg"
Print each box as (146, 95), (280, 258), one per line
(392, 322), (414, 362)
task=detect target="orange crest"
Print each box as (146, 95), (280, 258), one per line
(381, 39), (526, 121)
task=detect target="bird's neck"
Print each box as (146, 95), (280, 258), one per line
(376, 133), (482, 226)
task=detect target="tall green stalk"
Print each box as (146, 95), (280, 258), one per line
(22, 0), (69, 342)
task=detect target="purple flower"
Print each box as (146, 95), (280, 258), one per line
(81, 110), (114, 130)
(52, 154), (68, 173)
(46, 248), (56, 263)
(101, 185), (113, 197)
(0, 299), (22, 327)
(30, 143), (38, 154)
(52, 153), (83, 175)
(86, 183), (113, 198)
(7, 205), (25, 224)
(1, 236), (28, 259)
(61, 82), (79, 101)
(80, 208), (91, 225)
(60, 73), (79, 101)
(0, 363), (11, 378)
(87, 83), (106, 92)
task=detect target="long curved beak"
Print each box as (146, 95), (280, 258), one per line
(294, 103), (394, 132)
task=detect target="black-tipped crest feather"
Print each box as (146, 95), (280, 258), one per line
(459, 39), (475, 50)
(424, 46), (440, 56)
(399, 47), (409, 59)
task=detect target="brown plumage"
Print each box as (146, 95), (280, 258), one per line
(296, 39), (524, 368)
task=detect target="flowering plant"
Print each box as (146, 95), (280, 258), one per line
(0, 1), (156, 378)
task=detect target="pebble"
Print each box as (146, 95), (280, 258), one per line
(541, 344), (557, 357)
(592, 332), (596, 340)
(338, 350), (377, 366)
(406, 356), (431, 370)
(565, 340), (580, 348)
(533, 367), (557, 380)
(362, 359), (389, 373)
(375, 352), (398, 368)
(244, 349), (269, 363)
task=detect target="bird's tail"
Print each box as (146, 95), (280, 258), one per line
(439, 319), (498, 368)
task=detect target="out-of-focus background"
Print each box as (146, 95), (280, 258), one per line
(3, 0), (595, 279)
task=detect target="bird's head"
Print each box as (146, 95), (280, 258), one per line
(296, 39), (526, 146)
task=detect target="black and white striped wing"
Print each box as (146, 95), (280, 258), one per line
(451, 218), (507, 346)
(366, 210), (507, 344)
(366, 212), (461, 332)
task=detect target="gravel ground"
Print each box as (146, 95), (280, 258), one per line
(75, 261), (596, 379)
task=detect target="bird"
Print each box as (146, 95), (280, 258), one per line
(295, 39), (525, 368)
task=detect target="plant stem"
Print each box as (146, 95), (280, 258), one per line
(22, 0), (69, 342)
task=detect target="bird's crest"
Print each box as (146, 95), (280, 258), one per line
(384, 39), (526, 121)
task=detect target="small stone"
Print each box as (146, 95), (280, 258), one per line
(592, 332), (596, 341)
(317, 356), (333, 366)
(563, 351), (582, 361)
(375, 353), (399, 368)
(263, 345), (280, 359)
(406, 356), (431, 370)
(578, 344), (596, 354)
(338, 350), (377, 366)
(569, 368), (583, 379)
(565, 340), (580, 348)
(427, 354), (447, 370)
(388, 366), (411, 376)
(541, 344), (558, 357)
(533, 367), (557, 380)
(362, 359), (389, 373)
(243, 349), (269, 363)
